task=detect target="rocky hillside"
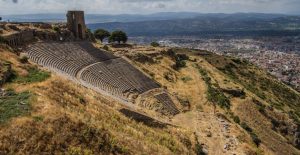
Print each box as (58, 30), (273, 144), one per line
(0, 42), (300, 155)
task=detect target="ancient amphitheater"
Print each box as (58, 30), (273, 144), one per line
(1, 11), (180, 115)
(26, 41), (180, 115)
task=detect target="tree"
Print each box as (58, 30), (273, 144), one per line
(94, 29), (110, 42)
(109, 30), (128, 44)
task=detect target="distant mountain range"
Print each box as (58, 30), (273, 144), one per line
(87, 13), (300, 37)
(1, 12), (202, 23)
(2, 12), (300, 37)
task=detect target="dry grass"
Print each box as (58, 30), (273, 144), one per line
(235, 99), (299, 155)
(130, 55), (208, 111)
(0, 47), (197, 154)
(116, 47), (253, 154)
(198, 51), (300, 155)
(121, 46), (300, 154)
(0, 74), (196, 154)
(2, 44), (299, 155)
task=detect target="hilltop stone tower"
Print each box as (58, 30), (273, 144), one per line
(67, 11), (86, 40)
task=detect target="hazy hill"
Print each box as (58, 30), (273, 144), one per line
(3, 12), (299, 37)
(1, 12), (201, 23)
(87, 13), (300, 37)
(1, 12), (293, 24)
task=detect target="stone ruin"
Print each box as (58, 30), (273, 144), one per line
(0, 29), (34, 47)
(0, 10), (182, 116)
(67, 11), (87, 40)
(26, 41), (181, 116)
(0, 10), (88, 47)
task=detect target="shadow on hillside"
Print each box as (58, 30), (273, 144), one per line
(119, 108), (168, 128)
(76, 41), (116, 61)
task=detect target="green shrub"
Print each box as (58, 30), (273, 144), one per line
(258, 106), (266, 114)
(133, 53), (155, 64)
(270, 118), (280, 129)
(195, 143), (206, 155)
(148, 72), (155, 77)
(241, 122), (252, 132)
(221, 88), (246, 98)
(253, 99), (267, 115)
(178, 97), (191, 108)
(53, 26), (60, 32)
(151, 42), (160, 47)
(181, 76), (193, 83)
(19, 56), (29, 63)
(78, 96), (86, 104)
(176, 54), (189, 61)
(240, 122), (261, 146)
(207, 85), (231, 109)
(233, 116), (240, 124)
(173, 60), (186, 70)
(33, 116), (44, 122)
(172, 53), (189, 70)
(164, 72), (175, 82)
(196, 65), (231, 109)
(250, 132), (261, 146)
(231, 58), (243, 64)
(166, 49), (176, 57)
(103, 45), (109, 51)
(13, 67), (50, 83)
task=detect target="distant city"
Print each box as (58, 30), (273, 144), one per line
(131, 36), (300, 92)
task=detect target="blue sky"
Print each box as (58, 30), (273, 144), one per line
(0, 0), (300, 15)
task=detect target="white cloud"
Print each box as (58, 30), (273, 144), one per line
(0, 0), (299, 15)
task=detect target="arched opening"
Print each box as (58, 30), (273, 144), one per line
(78, 24), (83, 39)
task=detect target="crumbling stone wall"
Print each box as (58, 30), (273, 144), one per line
(66, 11), (87, 40)
(2, 30), (34, 47)
(0, 10), (88, 47)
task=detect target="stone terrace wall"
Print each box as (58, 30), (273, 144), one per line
(2, 30), (34, 47)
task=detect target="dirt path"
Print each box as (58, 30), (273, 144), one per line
(172, 111), (245, 155)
